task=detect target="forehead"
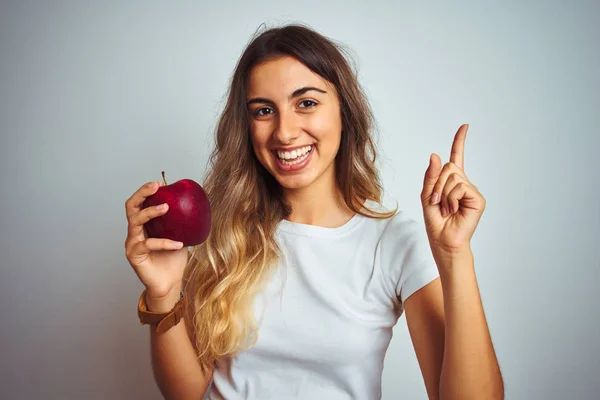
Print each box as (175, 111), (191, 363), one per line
(247, 56), (333, 98)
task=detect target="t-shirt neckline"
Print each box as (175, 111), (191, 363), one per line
(276, 200), (377, 238)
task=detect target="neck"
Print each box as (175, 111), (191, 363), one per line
(283, 168), (354, 228)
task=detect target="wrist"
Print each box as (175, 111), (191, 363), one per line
(146, 284), (183, 313)
(433, 247), (475, 282)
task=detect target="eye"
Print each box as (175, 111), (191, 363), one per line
(254, 107), (274, 117)
(298, 100), (317, 108)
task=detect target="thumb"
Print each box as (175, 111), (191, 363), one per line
(421, 153), (442, 203)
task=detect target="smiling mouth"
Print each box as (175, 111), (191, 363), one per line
(274, 145), (314, 166)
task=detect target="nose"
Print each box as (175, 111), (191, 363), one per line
(273, 109), (299, 145)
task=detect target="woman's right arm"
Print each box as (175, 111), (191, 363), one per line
(124, 181), (213, 399)
(147, 287), (214, 399)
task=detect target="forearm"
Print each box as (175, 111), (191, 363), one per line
(147, 290), (213, 399)
(436, 250), (504, 400)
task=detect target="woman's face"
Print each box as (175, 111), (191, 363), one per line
(246, 56), (342, 191)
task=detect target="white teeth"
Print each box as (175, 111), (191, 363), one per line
(277, 145), (313, 165)
(277, 145), (312, 160)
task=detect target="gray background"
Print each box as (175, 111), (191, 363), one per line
(1, 1), (598, 399)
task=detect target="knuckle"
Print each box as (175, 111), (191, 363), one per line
(138, 209), (150, 222)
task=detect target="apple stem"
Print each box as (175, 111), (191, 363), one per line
(161, 171), (168, 186)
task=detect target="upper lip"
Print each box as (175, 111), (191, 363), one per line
(272, 144), (314, 152)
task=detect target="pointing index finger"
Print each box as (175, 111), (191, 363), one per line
(450, 124), (468, 170)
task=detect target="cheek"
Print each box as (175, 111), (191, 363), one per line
(249, 125), (273, 163)
(249, 123), (266, 147)
(309, 108), (342, 147)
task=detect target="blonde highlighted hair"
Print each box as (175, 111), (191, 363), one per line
(183, 23), (396, 371)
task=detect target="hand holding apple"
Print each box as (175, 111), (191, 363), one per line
(142, 171), (211, 247)
(124, 172), (211, 304)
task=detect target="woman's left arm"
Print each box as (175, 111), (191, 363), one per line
(405, 124), (504, 399)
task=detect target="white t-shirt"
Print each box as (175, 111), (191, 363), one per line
(206, 200), (440, 399)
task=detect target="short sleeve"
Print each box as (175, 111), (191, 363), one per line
(379, 211), (440, 304)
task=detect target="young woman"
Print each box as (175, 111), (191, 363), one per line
(124, 24), (504, 399)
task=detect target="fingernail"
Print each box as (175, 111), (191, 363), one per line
(442, 207), (447, 217)
(156, 203), (167, 210)
(431, 193), (440, 205)
(172, 241), (183, 248)
(147, 182), (155, 187)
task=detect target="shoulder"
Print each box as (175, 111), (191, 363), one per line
(361, 199), (425, 246)
(364, 199), (437, 298)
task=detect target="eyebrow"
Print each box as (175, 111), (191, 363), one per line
(246, 86), (328, 106)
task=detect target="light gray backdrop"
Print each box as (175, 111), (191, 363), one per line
(1, 1), (598, 399)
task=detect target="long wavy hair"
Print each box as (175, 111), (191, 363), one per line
(183, 23), (396, 371)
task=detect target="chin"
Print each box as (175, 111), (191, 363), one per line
(265, 162), (315, 187)
(274, 174), (316, 190)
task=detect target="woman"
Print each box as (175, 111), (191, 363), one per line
(124, 24), (504, 399)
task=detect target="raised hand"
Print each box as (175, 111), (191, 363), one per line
(421, 124), (486, 258)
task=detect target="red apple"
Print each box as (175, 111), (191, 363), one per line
(142, 171), (211, 247)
